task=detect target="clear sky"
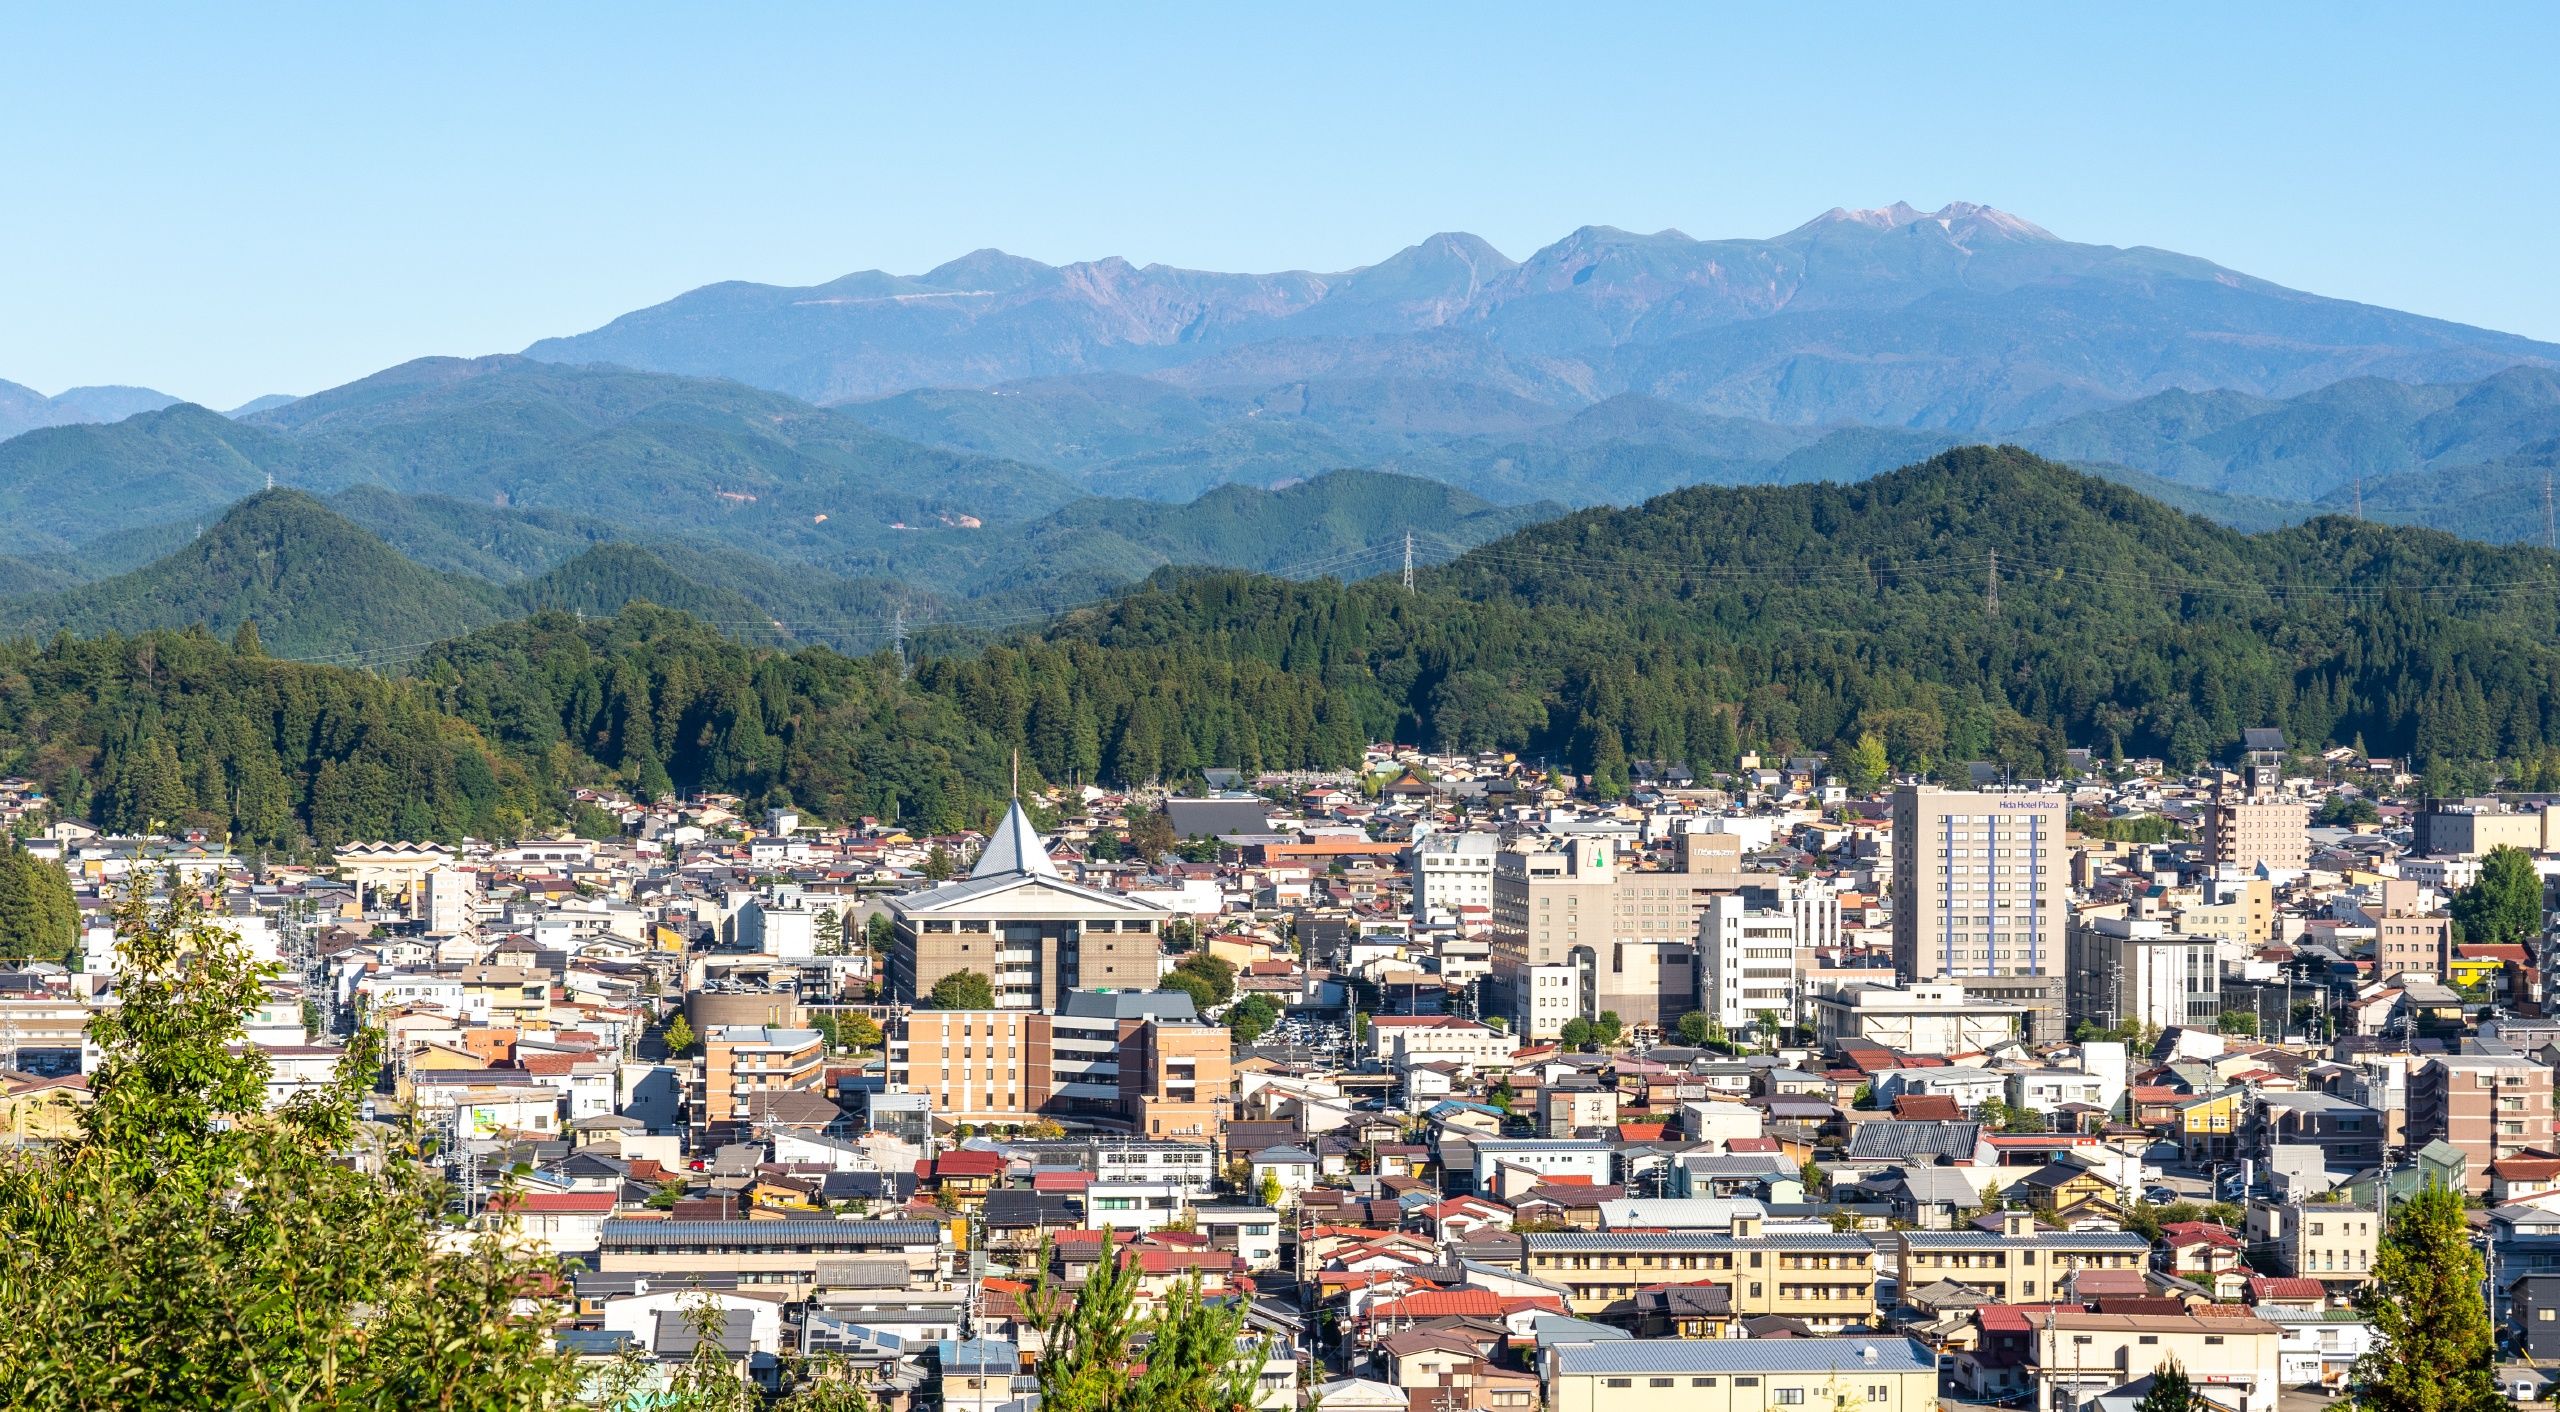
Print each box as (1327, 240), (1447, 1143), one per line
(4, 3), (2553, 408)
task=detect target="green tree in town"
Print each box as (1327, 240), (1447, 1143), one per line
(1754, 1007), (1784, 1050)
(921, 843), (957, 882)
(1159, 970), (1219, 1013)
(1174, 952), (1236, 1005)
(663, 1012), (698, 1056)
(646, 1175), (690, 1209)
(0, 881), (575, 1409)
(814, 907), (846, 956)
(1675, 1010), (1713, 1047)
(2216, 1009), (2259, 1037)
(2453, 844), (2544, 946)
(1838, 732), (1891, 794)
(840, 1012), (884, 1050)
(1227, 993), (1282, 1045)
(930, 970), (996, 1010)
(0, 840), (78, 965)
(1023, 1237), (1265, 1412)
(2133, 1358), (2197, 1412)
(663, 1293), (757, 1412)
(863, 911), (895, 952)
(2350, 1182), (2503, 1412)
(1558, 1017), (1596, 1050)
(1257, 1171), (1284, 1209)
(1592, 1010), (1624, 1049)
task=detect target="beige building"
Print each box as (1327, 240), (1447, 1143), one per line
(1811, 981), (2026, 1054)
(888, 801), (1169, 1009)
(1509, 1217), (1876, 1328)
(885, 989), (1232, 1137)
(2369, 879), (2453, 978)
(1891, 787), (2068, 984)
(2245, 1201), (2378, 1289)
(1896, 1211), (2151, 1304)
(1488, 832), (1743, 1039)
(594, 1217), (942, 1294)
(2414, 799), (2560, 858)
(2035, 1310), (2282, 1412)
(693, 1025), (825, 1145)
(2203, 769), (2309, 876)
(2410, 1054), (2557, 1192)
(1546, 1336), (1937, 1412)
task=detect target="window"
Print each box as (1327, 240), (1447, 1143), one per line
(1777, 1390), (1805, 1405)
(1737, 1378), (1761, 1388)
(1604, 1379), (1632, 1389)
(2139, 1335), (2158, 1346)
(1651, 1379), (1675, 1388)
(2205, 1336), (2224, 1346)
(1694, 1379), (1719, 1388)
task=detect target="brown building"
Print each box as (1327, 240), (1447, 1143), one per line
(692, 1025), (825, 1146)
(887, 988), (1232, 1136)
(1890, 786), (2068, 984)
(2203, 768), (2310, 876)
(2411, 1054), (2558, 1193)
(1487, 830), (1744, 1040)
(887, 801), (1169, 1009)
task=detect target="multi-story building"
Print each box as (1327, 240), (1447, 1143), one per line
(1697, 892), (1799, 1032)
(2410, 1054), (2558, 1192)
(2247, 1092), (2385, 1174)
(2202, 762), (2310, 876)
(1507, 1217), (1877, 1328)
(2413, 798), (2560, 859)
(1894, 1211), (2151, 1303)
(1544, 1336), (1937, 1412)
(887, 801), (1170, 1009)
(2064, 909), (2221, 1033)
(691, 1025), (824, 1146)
(1890, 786), (2067, 984)
(1487, 831), (1744, 1039)
(593, 1217), (941, 1293)
(2365, 879), (2454, 978)
(889, 1009), (1054, 1126)
(886, 989), (1232, 1137)
(2032, 1310), (2282, 1412)
(1810, 981), (2026, 1054)
(1411, 831), (1500, 923)
(2245, 1201), (2378, 1291)
(1116, 1007), (1232, 1140)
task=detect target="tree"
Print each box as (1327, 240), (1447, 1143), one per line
(1839, 732), (1890, 794)
(930, 970), (996, 1010)
(1754, 1007), (1784, 1051)
(1675, 1011), (1713, 1047)
(2216, 1009), (2259, 1037)
(1257, 1171), (1284, 1208)
(1227, 993), (1282, 1046)
(921, 843), (957, 882)
(0, 841), (78, 966)
(1174, 952), (1237, 1005)
(1023, 1237), (1265, 1412)
(1558, 1017), (1596, 1050)
(815, 907), (846, 956)
(1159, 971), (1218, 1014)
(646, 1175), (689, 1209)
(1592, 1010), (1624, 1049)
(0, 880), (575, 1408)
(2349, 1182), (2503, 1412)
(840, 1012), (884, 1050)
(1127, 809), (1177, 861)
(2133, 1358), (2197, 1412)
(863, 911), (894, 952)
(663, 1012), (698, 1056)
(664, 1293), (757, 1412)
(2453, 845), (2543, 947)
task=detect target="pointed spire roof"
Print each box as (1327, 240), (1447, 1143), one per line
(971, 799), (1059, 880)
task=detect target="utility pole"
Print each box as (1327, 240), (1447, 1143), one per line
(1986, 549), (2000, 616)
(892, 607), (908, 679)
(1401, 531), (1415, 594)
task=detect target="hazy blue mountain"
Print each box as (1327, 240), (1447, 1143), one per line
(0, 380), (180, 440)
(527, 202), (2556, 431)
(224, 394), (300, 418)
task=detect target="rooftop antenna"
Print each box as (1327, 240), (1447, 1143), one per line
(1010, 749), (1020, 801)
(1402, 531), (1416, 594)
(1985, 549), (2000, 616)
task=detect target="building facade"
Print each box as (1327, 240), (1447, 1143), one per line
(887, 802), (1170, 1009)
(1891, 786), (2067, 984)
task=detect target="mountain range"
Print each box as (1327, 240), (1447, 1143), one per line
(526, 203), (2557, 430)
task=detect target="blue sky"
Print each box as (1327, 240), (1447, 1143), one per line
(3, 3), (2552, 407)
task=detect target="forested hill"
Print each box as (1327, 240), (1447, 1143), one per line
(10, 447), (2560, 851)
(1036, 447), (2560, 783)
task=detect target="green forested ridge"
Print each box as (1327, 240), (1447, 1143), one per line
(11, 448), (2560, 849)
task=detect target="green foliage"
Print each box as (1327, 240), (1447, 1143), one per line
(0, 881), (572, 1408)
(1558, 1017), (1596, 1051)
(646, 1176), (689, 1209)
(1838, 732), (1890, 793)
(2134, 1358), (2197, 1412)
(663, 1012), (697, 1056)
(1674, 1010), (1714, 1047)
(1256, 1171), (1284, 1209)
(2452, 845), (2544, 947)
(2315, 793), (2382, 827)
(1159, 970), (1218, 1013)
(1226, 993), (1282, 1045)
(2350, 1182), (2503, 1412)
(1023, 1237), (1265, 1412)
(1174, 952), (1236, 1006)
(2073, 809), (2181, 843)
(929, 970), (996, 1010)
(2216, 1009), (2260, 1036)
(0, 840), (77, 965)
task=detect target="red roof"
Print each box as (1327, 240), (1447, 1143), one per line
(2246, 1275), (2326, 1302)
(487, 1191), (617, 1214)
(1032, 1170), (1093, 1193)
(1975, 1304), (2080, 1334)
(932, 1151), (1006, 1178)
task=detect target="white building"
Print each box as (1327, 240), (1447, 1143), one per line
(1697, 892), (1799, 1030)
(1811, 981), (2027, 1056)
(1410, 831), (1500, 924)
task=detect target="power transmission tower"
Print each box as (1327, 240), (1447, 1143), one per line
(1401, 531), (1415, 594)
(2353, 477), (2362, 521)
(2544, 472), (2554, 551)
(1985, 549), (2000, 615)
(892, 607), (908, 679)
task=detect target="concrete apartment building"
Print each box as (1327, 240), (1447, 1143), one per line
(691, 1025), (825, 1146)
(1895, 1211), (2152, 1303)
(1544, 1337), (1937, 1412)
(1488, 831), (1744, 1039)
(887, 801), (1169, 1009)
(2413, 798), (2560, 858)
(1507, 1218), (1878, 1328)
(2366, 878), (2454, 978)
(2064, 907), (2222, 1034)
(887, 989), (1233, 1136)
(1811, 981), (2027, 1054)
(1697, 892), (1799, 1030)
(1891, 786), (2068, 980)
(2202, 759), (2310, 876)
(594, 1217), (942, 1293)
(1411, 830), (1500, 923)
(2245, 1201), (2379, 1289)
(2410, 1054), (2558, 1191)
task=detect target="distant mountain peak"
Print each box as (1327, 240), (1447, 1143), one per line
(916, 248), (1057, 293)
(1793, 201), (2056, 241)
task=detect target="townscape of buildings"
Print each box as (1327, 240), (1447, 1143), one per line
(16, 729), (2560, 1410)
